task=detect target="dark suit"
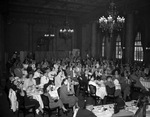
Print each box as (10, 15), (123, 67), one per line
(76, 108), (97, 117)
(79, 74), (89, 91)
(0, 88), (15, 117)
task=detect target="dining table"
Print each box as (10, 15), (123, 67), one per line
(140, 77), (150, 91)
(92, 100), (150, 117)
(27, 86), (44, 109)
(93, 100), (138, 117)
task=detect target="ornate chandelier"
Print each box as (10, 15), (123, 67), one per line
(99, 1), (125, 37)
(59, 19), (74, 40)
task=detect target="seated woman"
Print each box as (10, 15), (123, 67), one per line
(60, 78), (79, 112)
(17, 83), (43, 114)
(114, 79), (122, 97)
(43, 84), (67, 112)
(40, 68), (50, 88)
(54, 68), (66, 89)
(23, 71), (36, 92)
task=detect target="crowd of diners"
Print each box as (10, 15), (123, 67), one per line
(4, 52), (150, 116)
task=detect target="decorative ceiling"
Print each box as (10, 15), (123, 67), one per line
(1, 0), (150, 24)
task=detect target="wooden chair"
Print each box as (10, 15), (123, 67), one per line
(57, 87), (73, 116)
(17, 96), (36, 117)
(88, 84), (100, 105)
(8, 88), (36, 117)
(78, 77), (88, 97)
(41, 94), (51, 117)
(134, 101), (148, 117)
(104, 85), (115, 104)
(134, 95), (150, 117)
(34, 77), (41, 85)
(41, 94), (60, 117)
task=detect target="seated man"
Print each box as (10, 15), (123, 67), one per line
(112, 96), (134, 117)
(73, 97), (96, 117)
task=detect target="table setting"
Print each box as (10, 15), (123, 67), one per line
(92, 104), (114, 117)
(140, 77), (150, 91)
(92, 101), (138, 117)
(26, 85), (44, 108)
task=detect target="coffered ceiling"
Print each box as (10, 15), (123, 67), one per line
(1, 0), (150, 24)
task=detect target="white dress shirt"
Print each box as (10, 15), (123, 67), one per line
(40, 76), (49, 87)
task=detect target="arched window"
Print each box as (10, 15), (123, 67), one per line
(134, 32), (143, 61)
(116, 35), (122, 59)
(102, 36), (105, 57)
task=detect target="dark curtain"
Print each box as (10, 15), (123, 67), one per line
(139, 19), (146, 63)
(140, 29), (146, 63)
(97, 25), (103, 58)
(102, 31), (106, 59)
(120, 29), (125, 64)
(132, 16), (139, 62)
(112, 32), (118, 61)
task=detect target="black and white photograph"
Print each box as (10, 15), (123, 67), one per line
(0, 0), (150, 117)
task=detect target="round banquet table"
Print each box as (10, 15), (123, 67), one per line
(92, 101), (150, 117)
(140, 78), (150, 90)
(92, 101), (137, 117)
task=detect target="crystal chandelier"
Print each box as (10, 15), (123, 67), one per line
(99, 1), (125, 37)
(59, 19), (74, 40)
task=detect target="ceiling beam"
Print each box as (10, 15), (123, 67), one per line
(8, 1), (92, 13)
(43, 0), (101, 7)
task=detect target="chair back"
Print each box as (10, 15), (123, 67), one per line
(41, 94), (49, 107)
(134, 103), (146, 117)
(34, 77), (41, 85)
(89, 85), (96, 94)
(134, 95), (150, 117)
(57, 87), (61, 97)
(16, 91), (36, 117)
(106, 85), (115, 96)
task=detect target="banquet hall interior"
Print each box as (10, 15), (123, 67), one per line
(0, 0), (150, 117)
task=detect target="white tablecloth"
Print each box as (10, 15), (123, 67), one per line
(140, 80), (150, 90)
(29, 91), (44, 109)
(93, 100), (150, 117)
(32, 94), (44, 108)
(92, 104), (114, 117)
(92, 101), (137, 117)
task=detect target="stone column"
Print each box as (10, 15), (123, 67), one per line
(105, 35), (111, 60)
(125, 14), (134, 63)
(91, 22), (97, 58)
(0, 14), (5, 82)
(97, 31), (101, 58)
(28, 23), (33, 52)
(81, 25), (86, 58)
(52, 27), (56, 52)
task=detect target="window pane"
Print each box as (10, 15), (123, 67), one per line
(116, 35), (122, 59)
(134, 32), (143, 61)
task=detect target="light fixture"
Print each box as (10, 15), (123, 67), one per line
(59, 18), (74, 40)
(44, 25), (55, 38)
(59, 0), (74, 40)
(37, 25), (55, 48)
(59, 1), (74, 40)
(44, 34), (55, 37)
(99, 0), (125, 37)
